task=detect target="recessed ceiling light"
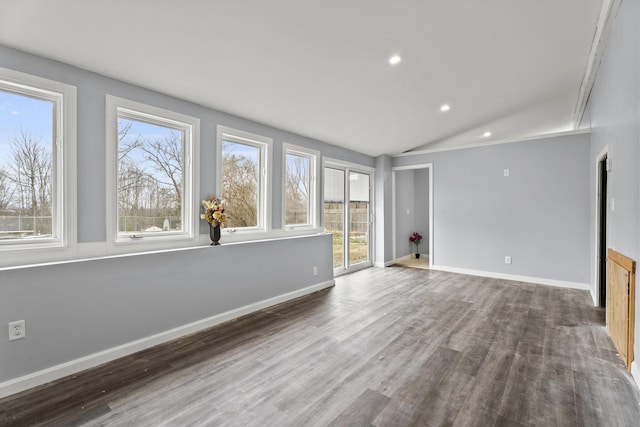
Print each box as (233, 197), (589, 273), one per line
(483, 131), (492, 138)
(440, 104), (451, 112)
(389, 55), (402, 65)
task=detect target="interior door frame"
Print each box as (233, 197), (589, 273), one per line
(594, 145), (609, 307)
(323, 157), (375, 276)
(391, 163), (433, 267)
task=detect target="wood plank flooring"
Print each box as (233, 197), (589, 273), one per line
(2, 267), (640, 426)
(394, 256), (430, 269)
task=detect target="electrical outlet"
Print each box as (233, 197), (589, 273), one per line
(505, 256), (512, 265)
(8, 320), (26, 341)
(313, 266), (318, 276)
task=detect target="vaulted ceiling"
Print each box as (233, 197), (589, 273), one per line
(0, 1), (607, 156)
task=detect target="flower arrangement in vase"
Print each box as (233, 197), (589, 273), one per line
(409, 232), (422, 259)
(201, 196), (227, 245)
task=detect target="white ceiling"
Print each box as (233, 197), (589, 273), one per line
(0, 1), (605, 157)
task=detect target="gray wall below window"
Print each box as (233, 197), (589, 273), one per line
(394, 132), (591, 284)
(0, 234), (333, 383)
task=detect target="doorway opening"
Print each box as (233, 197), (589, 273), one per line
(595, 148), (609, 307)
(391, 163), (433, 269)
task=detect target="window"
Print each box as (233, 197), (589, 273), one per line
(284, 144), (318, 229)
(106, 96), (198, 245)
(0, 67), (76, 256)
(217, 126), (271, 233)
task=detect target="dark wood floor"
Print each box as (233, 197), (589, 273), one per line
(2, 267), (640, 426)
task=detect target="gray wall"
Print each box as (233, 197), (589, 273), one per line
(394, 132), (591, 283)
(582, 0), (640, 374)
(0, 235), (333, 382)
(414, 169), (429, 255)
(0, 46), (372, 386)
(375, 155), (393, 265)
(395, 170), (415, 257)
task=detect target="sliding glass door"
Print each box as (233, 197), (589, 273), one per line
(348, 171), (370, 266)
(324, 167), (345, 270)
(323, 164), (372, 275)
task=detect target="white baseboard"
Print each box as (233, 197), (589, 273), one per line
(430, 265), (590, 290)
(632, 361), (640, 388)
(0, 279), (335, 399)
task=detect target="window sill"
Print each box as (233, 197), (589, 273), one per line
(112, 233), (194, 246)
(216, 227), (324, 244)
(0, 230), (329, 271)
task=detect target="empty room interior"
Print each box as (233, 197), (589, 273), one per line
(2, 1), (640, 425)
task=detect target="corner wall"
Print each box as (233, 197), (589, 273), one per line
(375, 155), (393, 265)
(582, 0), (640, 380)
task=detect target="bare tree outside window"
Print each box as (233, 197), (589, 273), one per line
(221, 140), (259, 228)
(285, 152), (310, 225)
(0, 90), (54, 239)
(117, 117), (184, 234)
(0, 168), (14, 212)
(7, 130), (52, 219)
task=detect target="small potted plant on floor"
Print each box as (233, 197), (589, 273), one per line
(409, 232), (422, 259)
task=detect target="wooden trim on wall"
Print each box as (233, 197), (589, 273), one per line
(606, 248), (635, 371)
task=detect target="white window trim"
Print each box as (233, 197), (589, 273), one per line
(106, 95), (200, 250)
(216, 125), (272, 240)
(0, 67), (77, 268)
(282, 143), (319, 232)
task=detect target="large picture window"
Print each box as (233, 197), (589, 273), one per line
(217, 126), (271, 234)
(0, 68), (76, 258)
(284, 144), (318, 229)
(107, 96), (198, 244)
(0, 91), (54, 239)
